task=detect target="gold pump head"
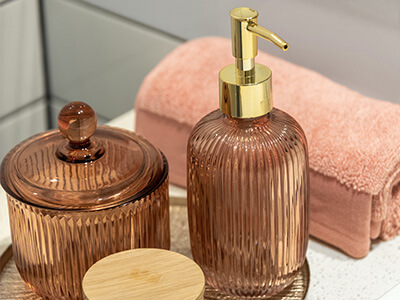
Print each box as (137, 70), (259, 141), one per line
(219, 7), (288, 118)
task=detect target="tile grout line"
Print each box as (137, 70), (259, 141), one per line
(38, 0), (52, 130)
(0, 97), (45, 123)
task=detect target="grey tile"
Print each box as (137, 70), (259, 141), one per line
(83, 0), (400, 103)
(44, 0), (181, 120)
(0, 99), (47, 161)
(0, 0), (45, 118)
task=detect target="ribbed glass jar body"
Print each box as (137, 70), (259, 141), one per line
(7, 179), (169, 300)
(187, 108), (309, 297)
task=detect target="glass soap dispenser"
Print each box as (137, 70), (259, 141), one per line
(187, 7), (309, 298)
(0, 102), (170, 300)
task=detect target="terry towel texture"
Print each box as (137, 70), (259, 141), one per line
(136, 37), (400, 258)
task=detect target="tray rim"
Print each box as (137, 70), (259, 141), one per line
(0, 244), (12, 273)
(1, 244), (309, 300)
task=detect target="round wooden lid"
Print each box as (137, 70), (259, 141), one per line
(82, 249), (205, 300)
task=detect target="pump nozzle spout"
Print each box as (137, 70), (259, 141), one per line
(247, 22), (288, 51)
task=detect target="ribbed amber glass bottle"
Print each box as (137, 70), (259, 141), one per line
(187, 7), (309, 298)
(187, 108), (309, 297)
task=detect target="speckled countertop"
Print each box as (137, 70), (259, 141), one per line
(1, 110), (399, 300)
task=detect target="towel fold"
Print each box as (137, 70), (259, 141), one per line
(136, 37), (400, 258)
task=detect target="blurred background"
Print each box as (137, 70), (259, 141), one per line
(0, 0), (399, 161)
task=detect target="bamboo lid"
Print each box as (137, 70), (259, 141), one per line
(82, 249), (205, 300)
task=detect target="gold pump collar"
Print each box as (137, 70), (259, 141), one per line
(219, 7), (288, 118)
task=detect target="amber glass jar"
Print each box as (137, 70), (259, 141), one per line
(0, 102), (170, 300)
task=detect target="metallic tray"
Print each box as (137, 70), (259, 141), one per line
(0, 204), (309, 299)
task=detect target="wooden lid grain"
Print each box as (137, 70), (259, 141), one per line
(82, 249), (205, 300)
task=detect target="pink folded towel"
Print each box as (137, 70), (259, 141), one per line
(136, 37), (400, 258)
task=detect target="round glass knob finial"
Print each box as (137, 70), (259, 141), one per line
(56, 101), (104, 163)
(58, 101), (97, 145)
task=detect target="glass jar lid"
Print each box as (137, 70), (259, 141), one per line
(0, 102), (167, 211)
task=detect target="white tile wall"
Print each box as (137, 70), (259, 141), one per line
(0, 99), (47, 161)
(44, 0), (181, 121)
(0, 0), (44, 118)
(84, 0), (400, 103)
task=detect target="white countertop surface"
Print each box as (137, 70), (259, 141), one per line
(1, 109), (399, 299)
